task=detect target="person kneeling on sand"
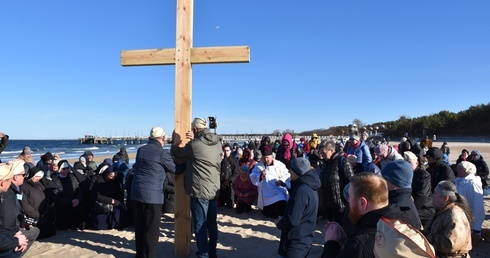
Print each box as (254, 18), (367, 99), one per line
(250, 148), (290, 219)
(234, 166), (257, 214)
(275, 157), (319, 257)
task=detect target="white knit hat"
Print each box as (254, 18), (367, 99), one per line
(150, 126), (165, 139)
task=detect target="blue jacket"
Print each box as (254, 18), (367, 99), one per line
(346, 141), (372, 171)
(131, 140), (175, 204)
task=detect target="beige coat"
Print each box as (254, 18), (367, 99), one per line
(424, 203), (472, 255)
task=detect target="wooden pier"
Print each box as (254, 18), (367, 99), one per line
(79, 135), (148, 145)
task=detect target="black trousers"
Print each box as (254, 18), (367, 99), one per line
(133, 201), (162, 258)
(262, 200), (287, 219)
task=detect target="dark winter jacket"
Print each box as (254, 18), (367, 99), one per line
(470, 150), (490, 187)
(388, 188), (422, 230)
(131, 140), (175, 204)
(427, 147), (455, 192)
(172, 128), (222, 200)
(322, 203), (416, 258)
(411, 167), (435, 226)
(319, 153), (353, 211)
(277, 171), (320, 258)
(220, 156), (239, 185)
(163, 172), (176, 213)
(0, 184), (22, 231)
(20, 180), (50, 220)
(92, 173), (124, 206)
(0, 226), (18, 257)
(50, 172), (84, 210)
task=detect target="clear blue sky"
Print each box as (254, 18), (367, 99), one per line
(1, 1), (489, 139)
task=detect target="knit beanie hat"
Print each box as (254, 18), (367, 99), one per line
(381, 160), (413, 189)
(291, 157), (311, 176)
(375, 144), (389, 156)
(349, 132), (360, 141)
(150, 126), (165, 139)
(22, 146), (32, 156)
(192, 117), (207, 129)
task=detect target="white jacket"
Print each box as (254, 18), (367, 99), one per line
(250, 159), (290, 209)
(454, 174), (484, 231)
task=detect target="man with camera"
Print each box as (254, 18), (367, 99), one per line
(171, 117), (222, 258)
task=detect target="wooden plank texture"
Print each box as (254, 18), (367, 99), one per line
(121, 46), (249, 66)
(173, 0), (193, 255)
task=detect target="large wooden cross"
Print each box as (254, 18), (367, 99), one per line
(120, 0), (249, 255)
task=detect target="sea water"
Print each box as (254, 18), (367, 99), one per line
(0, 139), (146, 164)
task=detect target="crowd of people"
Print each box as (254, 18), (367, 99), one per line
(0, 129), (489, 257)
(223, 130), (488, 257)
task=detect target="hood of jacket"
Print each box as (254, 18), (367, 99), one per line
(282, 133), (293, 147)
(292, 169), (321, 191)
(471, 150), (481, 160)
(196, 128), (220, 146)
(426, 147), (443, 161)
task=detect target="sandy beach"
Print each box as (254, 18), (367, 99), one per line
(24, 141), (490, 257)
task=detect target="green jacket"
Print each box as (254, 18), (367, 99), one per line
(172, 129), (222, 200)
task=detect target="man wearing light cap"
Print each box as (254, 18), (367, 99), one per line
(171, 118), (221, 258)
(132, 126), (175, 258)
(275, 157), (320, 258)
(0, 159), (39, 255)
(381, 159), (421, 230)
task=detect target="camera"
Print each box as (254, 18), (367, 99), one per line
(208, 116), (218, 129)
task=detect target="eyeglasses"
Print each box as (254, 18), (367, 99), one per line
(15, 173), (26, 178)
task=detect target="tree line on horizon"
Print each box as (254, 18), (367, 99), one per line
(298, 102), (490, 140)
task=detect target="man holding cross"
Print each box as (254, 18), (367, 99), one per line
(172, 117), (222, 258)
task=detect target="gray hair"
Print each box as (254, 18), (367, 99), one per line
(436, 180), (474, 224)
(323, 140), (336, 151)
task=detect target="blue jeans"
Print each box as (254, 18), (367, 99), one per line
(190, 197), (218, 258)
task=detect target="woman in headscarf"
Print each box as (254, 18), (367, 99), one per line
(276, 133), (298, 169)
(90, 164), (127, 230)
(20, 167), (56, 239)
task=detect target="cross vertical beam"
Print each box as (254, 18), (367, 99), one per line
(173, 0), (192, 255)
